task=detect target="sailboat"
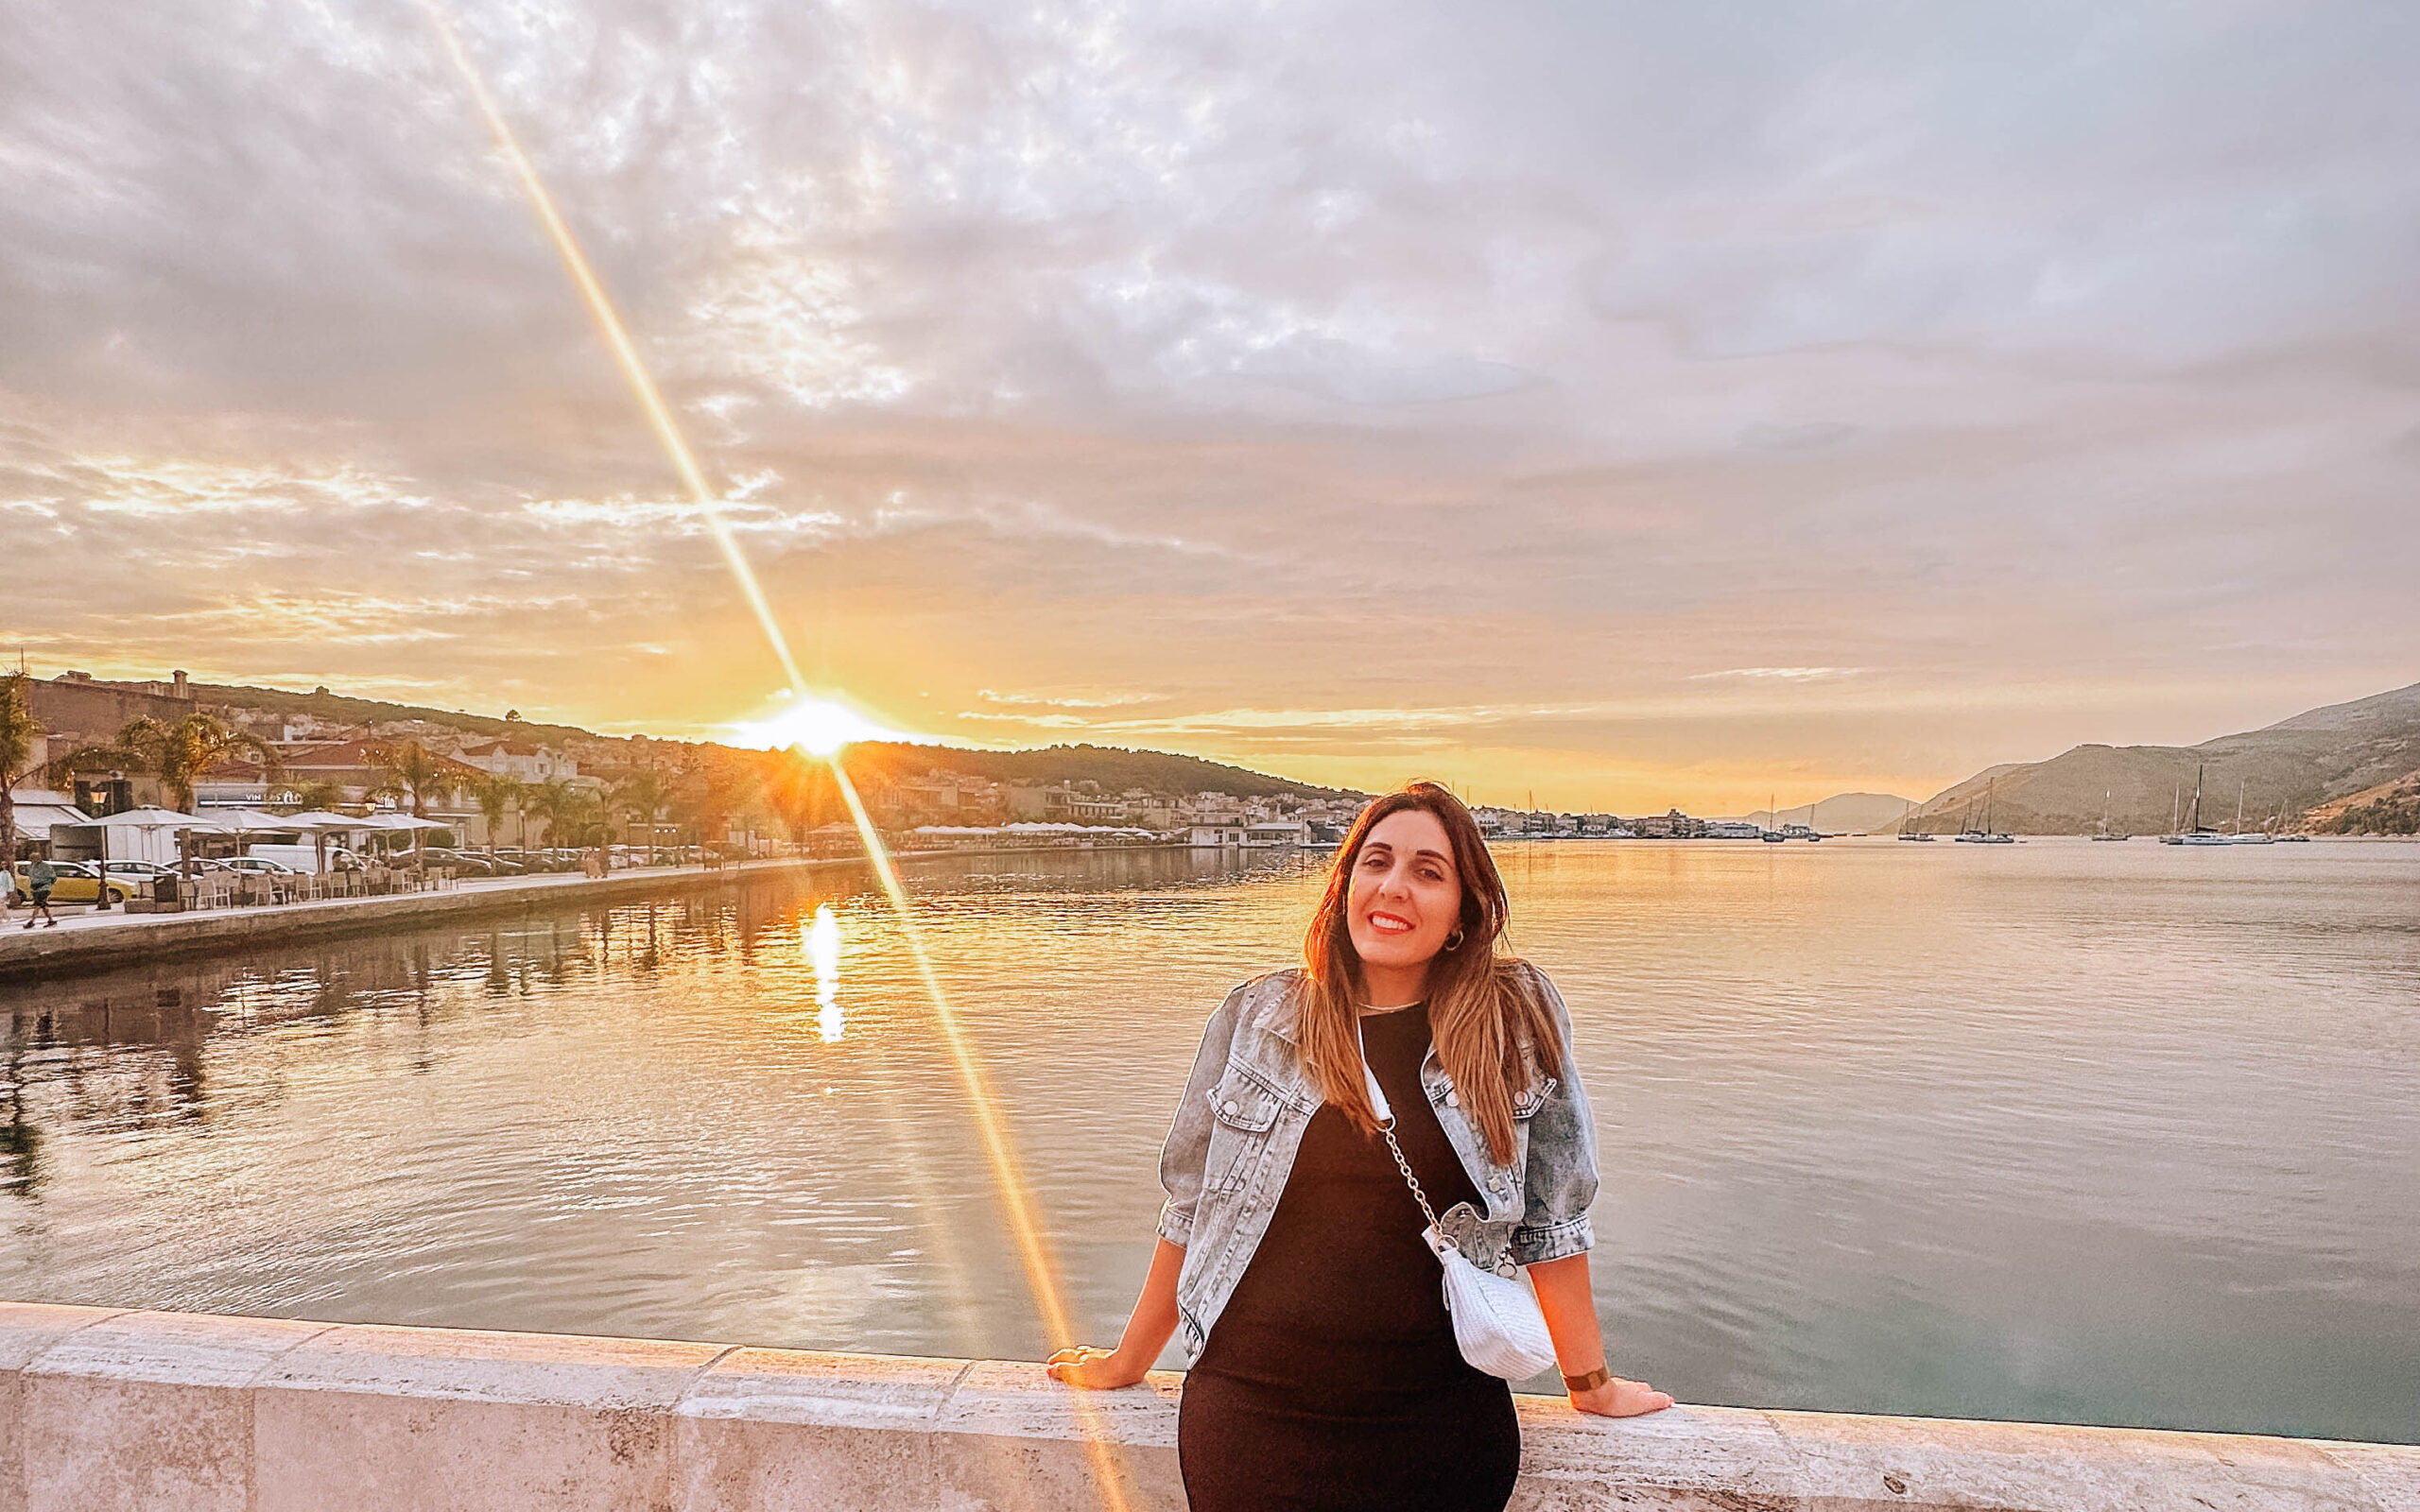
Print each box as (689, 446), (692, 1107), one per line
(1896, 799), (1935, 840)
(1955, 779), (2015, 842)
(2162, 763), (2231, 845)
(2092, 788), (2129, 840)
(2227, 779), (2273, 844)
(1761, 791), (1786, 842)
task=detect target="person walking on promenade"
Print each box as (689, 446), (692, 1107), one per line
(20, 857), (60, 929)
(1048, 781), (1670, 1511)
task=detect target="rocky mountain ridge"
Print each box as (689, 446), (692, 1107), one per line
(1910, 680), (2420, 835)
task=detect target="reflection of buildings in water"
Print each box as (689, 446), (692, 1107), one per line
(8, 985), (215, 1145)
(0, 1027), (45, 1198)
(928, 845), (1310, 896)
(0, 858), (1271, 1213)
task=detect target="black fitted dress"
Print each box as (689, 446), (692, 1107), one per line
(1178, 1002), (1521, 1512)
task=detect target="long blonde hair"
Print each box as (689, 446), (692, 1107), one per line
(1297, 781), (1561, 1164)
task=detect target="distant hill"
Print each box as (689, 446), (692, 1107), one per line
(1732, 792), (1924, 833)
(186, 680), (599, 747)
(128, 680), (1355, 800)
(837, 742), (1354, 800)
(1910, 680), (2420, 834)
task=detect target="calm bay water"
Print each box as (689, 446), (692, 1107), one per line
(2, 839), (2414, 1443)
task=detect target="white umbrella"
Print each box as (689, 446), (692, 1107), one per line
(71, 806), (230, 832)
(214, 810), (309, 833)
(273, 810), (368, 831)
(50, 808), (230, 889)
(361, 812), (455, 868)
(359, 814), (451, 830)
(254, 810), (373, 875)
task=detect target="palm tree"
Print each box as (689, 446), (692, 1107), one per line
(671, 756), (759, 857)
(0, 674), (43, 868)
(469, 772), (524, 851)
(612, 767), (672, 861)
(49, 713), (278, 813)
(365, 741), (464, 868)
(525, 778), (584, 848)
(365, 741), (460, 819)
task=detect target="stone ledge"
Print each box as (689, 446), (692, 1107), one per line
(0, 1302), (2407, 1511)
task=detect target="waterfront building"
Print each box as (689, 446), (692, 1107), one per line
(256, 737), (491, 809)
(455, 739), (579, 783)
(1187, 819), (1310, 848)
(0, 786), (87, 859)
(1005, 782), (1074, 822)
(1630, 809), (1709, 839)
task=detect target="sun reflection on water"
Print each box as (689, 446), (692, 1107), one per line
(808, 903), (843, 1042)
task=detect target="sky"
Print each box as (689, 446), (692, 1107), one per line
(3, 0), (2416, 812)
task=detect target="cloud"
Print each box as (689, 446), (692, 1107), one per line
(1691, 668), (1865, 683)
(0, 0), (2415, 808)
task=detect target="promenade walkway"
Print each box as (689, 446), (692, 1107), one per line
(0, 857), (865, 980)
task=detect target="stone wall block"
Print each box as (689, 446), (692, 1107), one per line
(924, 1364), (1184, 1511)
(18, 1309), (331, 1512)
(252, 1322), (727, 1512)
(1768, 1409), (2386, 1512)
(0, 1304), (129, 1512)
(673, 1347), (967, 1511)
(2323, 1443), (2420, 1512)
(1511, 1399), (1810, 1510)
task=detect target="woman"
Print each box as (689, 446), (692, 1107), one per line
(1049, 781), (1670, 1510)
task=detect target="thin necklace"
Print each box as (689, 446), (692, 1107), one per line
(1359, 1000), (1423, 1015)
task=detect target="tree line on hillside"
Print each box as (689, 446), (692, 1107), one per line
(0, 673), (854, 861)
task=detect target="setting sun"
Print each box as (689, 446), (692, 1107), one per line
(728, 693), (907, 756)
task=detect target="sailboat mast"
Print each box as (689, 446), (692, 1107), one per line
(2191, 763), (2204, 832)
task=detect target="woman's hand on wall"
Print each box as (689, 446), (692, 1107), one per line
(1569, 1375), (1674, 1418)
(1046, 1345), (1152, 1389)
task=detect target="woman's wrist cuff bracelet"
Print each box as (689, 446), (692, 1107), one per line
(1562, 1366), (1611, 1393)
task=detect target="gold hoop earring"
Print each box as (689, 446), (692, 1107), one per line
(1445, 926), (1466, 951)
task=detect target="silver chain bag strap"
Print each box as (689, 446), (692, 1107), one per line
(1359, 1018), (1559, 1381)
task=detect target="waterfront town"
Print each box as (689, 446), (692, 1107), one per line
(0, 667), (1778, 922)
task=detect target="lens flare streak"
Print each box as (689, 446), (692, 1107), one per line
(424, 10), (1136, 1506)
(420, 0), (805, 695)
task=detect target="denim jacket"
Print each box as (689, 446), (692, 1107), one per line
(1155, 962), (1599, 1362)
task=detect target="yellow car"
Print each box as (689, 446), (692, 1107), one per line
(8, 861), (139, 906)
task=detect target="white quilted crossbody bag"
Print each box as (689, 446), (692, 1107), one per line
(1358, 1020), (1559, 1381)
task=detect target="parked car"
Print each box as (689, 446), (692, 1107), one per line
(100, 860), (182, 884)
(9, 861), (139, 905)
(216, 855), (300, 877)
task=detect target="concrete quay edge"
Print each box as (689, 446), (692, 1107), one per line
(0, 1302), (2406, 1511)
(0, 857), (864, 981)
